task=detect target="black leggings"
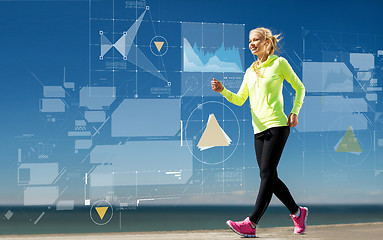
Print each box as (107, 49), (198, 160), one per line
(249, 126), (299, 224)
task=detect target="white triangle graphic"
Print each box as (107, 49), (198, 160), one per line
(197, 114), (232, 151)
(114, 34), (126, 57)
(101, 35), (113, 56)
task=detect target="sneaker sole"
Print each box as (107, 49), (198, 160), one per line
(226, 221), (256, 238)
(294, 207), (308, 235)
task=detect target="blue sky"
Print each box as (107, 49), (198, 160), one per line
(0, 0), (383, 207)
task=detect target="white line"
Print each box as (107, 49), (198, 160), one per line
(92, 116), (111, 137)
(137, 197), (181, 206)
(53, 168), (67, 184)
(166, 171), (181, 175)
(34, 212), (45, 225)
(180, 120), (183, 146)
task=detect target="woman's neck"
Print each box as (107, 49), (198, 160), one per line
(257, 52), (269, 64)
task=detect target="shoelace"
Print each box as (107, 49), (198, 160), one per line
(237, 220), (247, 226)
(235, 219), (250, 227)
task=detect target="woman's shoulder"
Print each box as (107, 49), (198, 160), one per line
(274, 56), (291, 70)
(265, 55), (287, 68)
(276, 55), (287, 63)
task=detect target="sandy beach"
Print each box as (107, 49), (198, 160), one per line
(1, 222), (382, 239)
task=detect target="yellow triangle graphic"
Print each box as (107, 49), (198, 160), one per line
(336, 126), (362, 152)
(95, 207), (108, 220)
(154, 41), (164, 52)
(197, 114), (230, 148)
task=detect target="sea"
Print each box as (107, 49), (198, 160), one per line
(1, 205), (383, 235)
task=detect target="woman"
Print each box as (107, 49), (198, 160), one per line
(211, 27), (307, 238)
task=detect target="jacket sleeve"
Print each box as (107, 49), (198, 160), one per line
(279, 57), (305, 115)
(220, 70), (249, 106)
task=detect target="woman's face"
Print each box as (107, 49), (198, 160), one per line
(249, 31), (268, 56)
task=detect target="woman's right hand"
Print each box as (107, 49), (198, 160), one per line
(211, 78), (224, 92)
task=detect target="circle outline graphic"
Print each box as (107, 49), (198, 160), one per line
(184, 101), (240, 165)
(325, 115), (372, 168)
(150, 36), (168, 56)
(89, 200), (114, 226)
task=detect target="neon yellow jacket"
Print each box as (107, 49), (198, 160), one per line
(220, 54), (305, 134)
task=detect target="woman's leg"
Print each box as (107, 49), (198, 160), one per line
(249, 126), (297, 224)
(273, 177), (299, 215)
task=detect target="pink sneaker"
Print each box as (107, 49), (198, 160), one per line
(226, 217), (256, 238)
(290, 206), (308, 234)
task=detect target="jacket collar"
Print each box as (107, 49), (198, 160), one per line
(252, 54), (278, 70)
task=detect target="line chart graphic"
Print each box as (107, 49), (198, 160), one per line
(182, 22), (244, 73)
(181, 22), (245, 97)
(183, 38), (243, 72)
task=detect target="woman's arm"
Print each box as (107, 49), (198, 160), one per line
(279, 57), (305, 115)
(211, 71), (250, 106)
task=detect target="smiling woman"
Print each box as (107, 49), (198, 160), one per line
(211, 27), (306, 238)
(248, 28), (282, 77)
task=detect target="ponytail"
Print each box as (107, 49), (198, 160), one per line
(250, 27), (283, 55)
(268, 33), (282, 55)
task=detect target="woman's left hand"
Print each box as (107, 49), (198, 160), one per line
(287, 113), (298, 127)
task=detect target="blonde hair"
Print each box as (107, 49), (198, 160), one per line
(250, 27), (282, 55)
(250, 27), (283, 77)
